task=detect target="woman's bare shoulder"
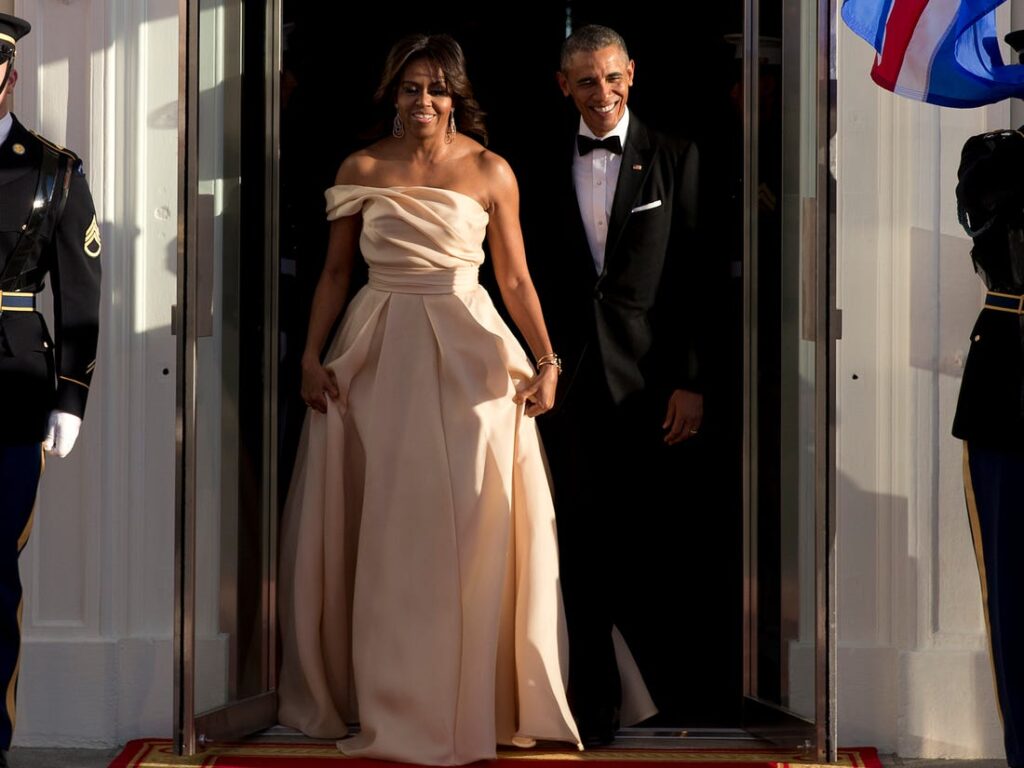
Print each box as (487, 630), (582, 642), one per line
(474, 146), (518, 198)
(335, 140), (393, 185)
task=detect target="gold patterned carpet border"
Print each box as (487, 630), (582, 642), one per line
(108, 739), (882, 768)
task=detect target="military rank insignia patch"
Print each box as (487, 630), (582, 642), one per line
(84, 215), (102, 258)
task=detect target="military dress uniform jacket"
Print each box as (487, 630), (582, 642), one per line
(952, 127), (1024, 453)
(0, 115), (101, 445)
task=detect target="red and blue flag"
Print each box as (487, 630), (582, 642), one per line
(842, 0), (1024, 107)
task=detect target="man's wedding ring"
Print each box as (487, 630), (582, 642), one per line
(689, 428), (699, 435)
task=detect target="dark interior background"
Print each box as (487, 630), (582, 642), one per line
(275, 0), (757, 727)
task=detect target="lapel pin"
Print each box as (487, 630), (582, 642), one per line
(12, 143), (25, 155)
(632, 163), (642, 171)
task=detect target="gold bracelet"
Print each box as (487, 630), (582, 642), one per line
(536, 353), (562, 374)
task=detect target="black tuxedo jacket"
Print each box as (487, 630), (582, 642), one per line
(0, 115), (101, 444)
(529, 113), (702, 407)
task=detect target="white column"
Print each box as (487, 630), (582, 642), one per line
(836, 13), (1006, 759)
(12, 0), (178, 747)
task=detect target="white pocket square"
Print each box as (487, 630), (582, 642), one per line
(630, 199), (662, 213)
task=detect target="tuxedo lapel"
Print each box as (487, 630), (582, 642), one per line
(604, 118), (653, 271)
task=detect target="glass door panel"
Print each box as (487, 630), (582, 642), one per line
(175, 0), (279, 754)
(742, 0), (835, 758)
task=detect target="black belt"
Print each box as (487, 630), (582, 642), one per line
(985, 291), (1024, 314)
(0, 291), (37, 312)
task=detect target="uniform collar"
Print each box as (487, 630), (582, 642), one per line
(0, 112), (12, 148)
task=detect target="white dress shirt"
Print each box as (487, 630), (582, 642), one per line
(0, 112), (12, 148)
(573, 109), (630, 274)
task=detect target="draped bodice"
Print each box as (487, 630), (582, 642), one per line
(325, 184), (490, 294)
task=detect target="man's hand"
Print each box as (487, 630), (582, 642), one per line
(42, 411), (82, 457)
(662, 389), (703, 445)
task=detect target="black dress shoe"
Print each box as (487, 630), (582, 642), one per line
(580, 726), (615, 748)
(577, 705), (619, 748)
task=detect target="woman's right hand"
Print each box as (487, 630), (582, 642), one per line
(301, 355), (340, 414)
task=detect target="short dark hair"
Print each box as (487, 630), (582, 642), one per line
(560, 25), (629, 72)
(374, 33), (488, 145)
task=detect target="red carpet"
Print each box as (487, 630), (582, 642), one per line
(107, 740), (881, 768)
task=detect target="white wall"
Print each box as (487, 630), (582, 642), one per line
(835, 2), (1018, 758)
(12, 0), (179, 747)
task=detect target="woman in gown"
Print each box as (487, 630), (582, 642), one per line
(276, 33), (582, 765)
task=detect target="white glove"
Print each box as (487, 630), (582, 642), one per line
(42, 411), (82, 458)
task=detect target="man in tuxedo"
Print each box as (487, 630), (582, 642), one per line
(0, 13), (101, 765)
(530, 24), (703, 746)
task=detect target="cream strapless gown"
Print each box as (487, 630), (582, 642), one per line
(277, 184), (582, 765)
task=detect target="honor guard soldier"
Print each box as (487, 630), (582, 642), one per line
(953, 32), (1024, 768)
(0, 13), (101, 765)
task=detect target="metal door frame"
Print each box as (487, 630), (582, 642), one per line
(175, 0), (836, 754)
(174, 0), (283, 755)
(740, 0), (837, 759)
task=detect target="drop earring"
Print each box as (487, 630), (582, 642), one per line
(445, 110), (457, 144)
(392, 110), (405, 138)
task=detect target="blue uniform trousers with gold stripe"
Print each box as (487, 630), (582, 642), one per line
(963, 443), (1024, 768)
(0, 443), (42, 750)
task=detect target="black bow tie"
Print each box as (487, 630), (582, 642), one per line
(577, 134), (623, 155)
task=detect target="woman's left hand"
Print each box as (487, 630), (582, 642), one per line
(514, 364), (559, 417)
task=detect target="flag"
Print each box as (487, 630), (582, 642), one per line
(842, 0), (1024, 107)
